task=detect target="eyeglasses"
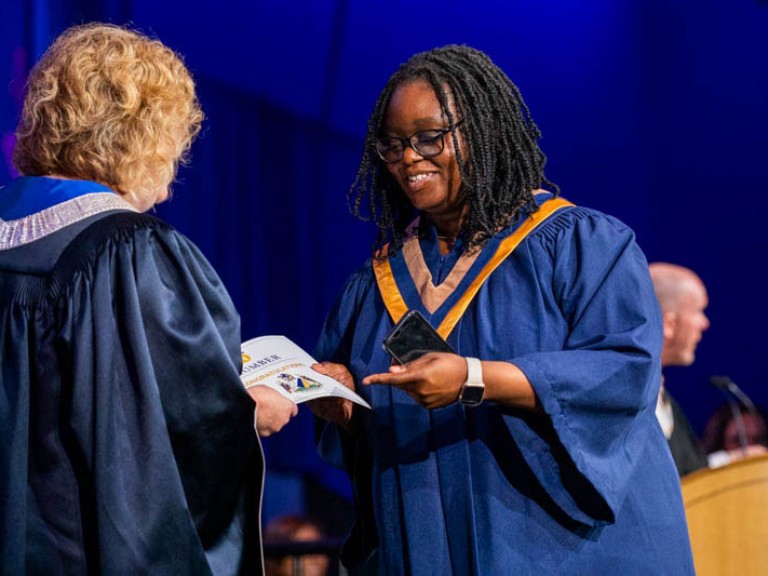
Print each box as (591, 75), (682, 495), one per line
(374, 119), (463, 163)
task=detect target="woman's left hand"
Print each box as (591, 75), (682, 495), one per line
(306, 361), (356, 431)
(362, 352), (467, 409)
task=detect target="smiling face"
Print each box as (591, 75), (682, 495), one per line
(380, 80), (466, 229)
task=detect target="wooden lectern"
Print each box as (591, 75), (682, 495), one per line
(680, 453), (768, 575)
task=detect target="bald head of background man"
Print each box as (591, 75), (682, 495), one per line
(649, 262), (710, 368)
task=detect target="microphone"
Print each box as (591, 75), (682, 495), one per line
(709, 376), (757, 415)
(710, 375), (755, 453)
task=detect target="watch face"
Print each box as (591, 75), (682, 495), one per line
(459, 384), (485, 406)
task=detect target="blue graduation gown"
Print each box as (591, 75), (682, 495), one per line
(0, 177), (264, 575)
(315, 197), (694, 575)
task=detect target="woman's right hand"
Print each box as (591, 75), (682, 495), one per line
(247, 385), (299, 437)
(306, 362), (356, 431)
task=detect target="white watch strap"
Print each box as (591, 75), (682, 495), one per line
(465, 357), (483, 385)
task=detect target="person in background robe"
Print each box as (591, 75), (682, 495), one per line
(307, 45), (694, 574)
(649, 262), (710, 476)
(0, 23), (297, 575)
(702, 402), (768, 467)
(263, 515), (331, 576)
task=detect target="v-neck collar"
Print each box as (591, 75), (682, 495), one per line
(373, 193), (575, 339)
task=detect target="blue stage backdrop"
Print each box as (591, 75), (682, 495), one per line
(2, 0), (767, 534)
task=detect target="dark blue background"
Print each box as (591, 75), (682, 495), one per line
(2, 0), (766, 530)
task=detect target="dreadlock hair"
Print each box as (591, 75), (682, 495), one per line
(348, 44), (559, 256)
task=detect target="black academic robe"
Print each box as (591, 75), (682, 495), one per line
(0, 177), (263, 575)
(665, 390), (709, 477)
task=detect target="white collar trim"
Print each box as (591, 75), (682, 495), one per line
(0, 192), (138, 251)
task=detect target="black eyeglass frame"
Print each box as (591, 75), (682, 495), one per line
(374, 119), (464, 163)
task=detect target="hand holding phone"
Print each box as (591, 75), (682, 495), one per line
(382, 309), (454, 364)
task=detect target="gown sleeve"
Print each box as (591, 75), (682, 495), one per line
(508, 208), (664, 526)
(313, 263), (380, 567)
(55, 212), (261, 574)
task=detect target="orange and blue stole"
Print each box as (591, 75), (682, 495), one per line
(373, 194), (574, 340)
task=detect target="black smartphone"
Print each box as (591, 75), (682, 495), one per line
(382, 309), (454, 364)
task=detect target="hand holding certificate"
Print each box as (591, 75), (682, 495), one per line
(241, 335), (371, 409)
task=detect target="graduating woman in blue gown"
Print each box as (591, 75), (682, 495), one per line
(0, 24), (297, 575)
(309, 46), (694, 574)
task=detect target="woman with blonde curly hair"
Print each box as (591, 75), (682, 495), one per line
(13, 23), (201, 210)
(1, 23), (296, 575)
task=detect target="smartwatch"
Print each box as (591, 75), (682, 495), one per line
(458, 357), (485, 406)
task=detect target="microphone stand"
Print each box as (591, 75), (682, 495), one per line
(710, 376), (752, 455)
